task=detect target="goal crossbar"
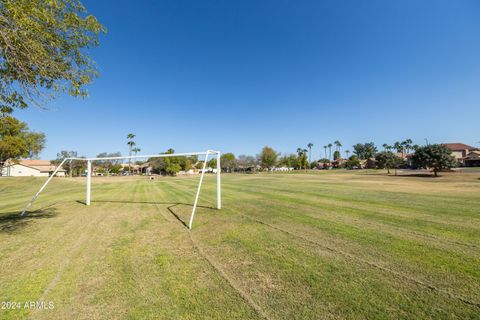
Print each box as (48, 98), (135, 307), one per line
(20, 150), (221, 229)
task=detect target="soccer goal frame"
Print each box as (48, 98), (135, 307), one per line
(21, 150), (221, 229)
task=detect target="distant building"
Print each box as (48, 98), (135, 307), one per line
(465, 150), (480, 167)
(359, 158), (377, 169)
(443, 143), (477, 166)
(139, 162), (153, 175)
(1, 160), (66, 177)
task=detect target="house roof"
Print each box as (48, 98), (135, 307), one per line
(15, 159), (66, 172)
(443, 143), (475, 151)
(20, 160), (52, 167)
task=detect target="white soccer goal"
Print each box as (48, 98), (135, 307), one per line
(21, 150), (221, 229)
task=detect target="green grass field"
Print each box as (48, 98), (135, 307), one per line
(1, 171), (480, 319)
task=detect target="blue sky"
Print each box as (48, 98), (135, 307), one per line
(14, 0), (480, 160)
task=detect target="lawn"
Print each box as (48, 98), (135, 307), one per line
(0, 171), (479, 319)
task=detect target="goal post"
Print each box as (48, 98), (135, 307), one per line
(21, 150), (221, 229)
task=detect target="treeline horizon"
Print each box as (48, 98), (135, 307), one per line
(48, 139), (457, 177)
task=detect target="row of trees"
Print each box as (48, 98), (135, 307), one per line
(0, 116), (46, 172)
(306, 141), (344, 162)
(148, 149), (198, 175)
(307, 139), (418, 163)
(211, 142), (456, 177)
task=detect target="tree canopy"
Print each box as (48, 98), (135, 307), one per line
(353, 142), (377, 160)
(375, 151), (404, 175)
(149, 149), (197, 176)
(411, 144), (456, 176)
(259, 146), (278, 169)
(0, 116), (45, 165)
(93, 152), (122, 174)
(220, 153), (236, 172)
(0, 0), (106, 115)
(53, 150), (86, 176)
(344, 155), (361, 169)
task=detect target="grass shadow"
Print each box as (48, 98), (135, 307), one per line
(0, 208), (58, 233)
(167, 204), (189, 228)
(369, 173), (437, 178)
(79, 199), (215, 210)
(393, 173), (437, 178)
(76, 199), (216, 229)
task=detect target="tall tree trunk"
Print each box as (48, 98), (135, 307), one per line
(128, 147), (131, 174)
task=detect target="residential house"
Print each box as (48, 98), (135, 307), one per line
(1, 160), (66, 177)
(465, 150), (480, 167)
(443, 143), (477, 166)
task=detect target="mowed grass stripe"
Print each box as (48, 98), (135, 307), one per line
(164, 175), (475, 318)
(217, 177), (480, 302)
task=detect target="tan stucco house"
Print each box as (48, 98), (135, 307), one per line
(465, 150), (480, 167)
(443, 143), (477, 166)
(1, 160), (66, 177)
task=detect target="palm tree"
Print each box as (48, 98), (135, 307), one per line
(131, 147), (141, 174)
(323, 145), (327, 159)
(401, 139), (413, 155)
(307, 143), (314, 164)
(345, 150), (350, 158)
(127, 133), (136, 174)
(393, 141), (402, 154)
(296, 148), (303, 170)
(334, 140), (342, 152)
(303, 148), (308, 171)
(328, 143), (333, 161)
(382, 143), (389, 151)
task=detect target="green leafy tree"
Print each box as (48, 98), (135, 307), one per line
(0, 0), (106, 115)
(278, 154), (298, 169)
(411, 144), (456, 177)
(149, 148), (196, 176)
(109, 164), (122, 174)
(0, 116), (45, 171)
(345, 155), (361, 169)
(260, 146), (278, 170)
(207, 158), (217, 168)
(301, 148), (308, 171)
(353, 142), (377, 160)
(333, 150), (340, 160)
(296, 148), (308, 171)
(220, 153), (236, 172)
(53, 150), (86, 176)
(195, 161), (205, 170)
(353, 143), (364, 159)
(364, 142), (377, 159)
(93, 152), (121, 175)
(165, 163), (181, 175)
(375, 151), (405, 175)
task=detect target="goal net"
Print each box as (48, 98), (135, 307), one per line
(21, 150), (221, 229)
